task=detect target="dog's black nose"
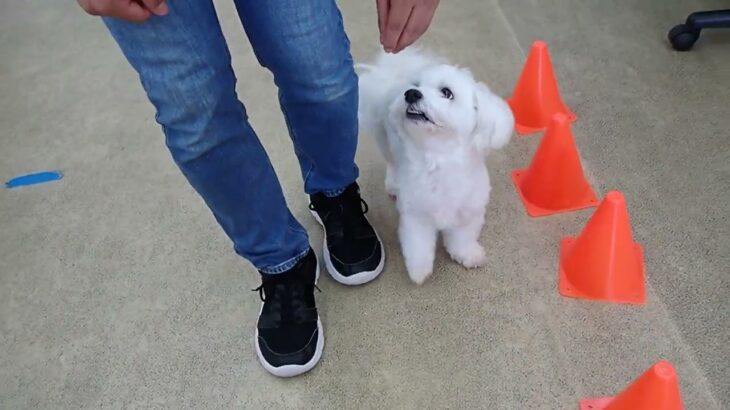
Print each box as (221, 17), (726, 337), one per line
(404, 89), (423, 104)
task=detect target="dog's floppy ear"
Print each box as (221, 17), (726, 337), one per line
(471, 82), (514, 152)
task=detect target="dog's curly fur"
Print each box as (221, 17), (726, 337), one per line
(358, 49), (514, 284)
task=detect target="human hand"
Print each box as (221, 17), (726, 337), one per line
(77, 0), (169, 23)
(376, 0), (439, 53)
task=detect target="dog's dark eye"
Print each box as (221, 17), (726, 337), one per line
(441, 87), (454, 100)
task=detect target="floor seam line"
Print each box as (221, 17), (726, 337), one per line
(494, 0), (526, 59)
(644, 280), (722, 409)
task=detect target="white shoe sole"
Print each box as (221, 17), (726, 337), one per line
(309, 208), (385, 286)
(254, 260), (324, 378)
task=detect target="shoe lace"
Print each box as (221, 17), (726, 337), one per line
(252, 277), (321, 325)
(309, 188), (371, 246)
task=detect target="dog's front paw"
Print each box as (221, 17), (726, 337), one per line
(405, 259), (433, 285)
(449, 243), (487, 268)
(407, 266), (432, 285)
(385, 167), (398, 200)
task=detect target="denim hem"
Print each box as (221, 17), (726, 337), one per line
(258, 247), (311, 275)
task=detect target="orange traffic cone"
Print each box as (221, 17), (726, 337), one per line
(508, 40), (576, 135)
(511, 113), (598, 217)
(580, 361), (684, 410)
(558, 191), (646, 304)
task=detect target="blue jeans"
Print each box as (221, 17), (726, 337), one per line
(104, 0), (359, 274)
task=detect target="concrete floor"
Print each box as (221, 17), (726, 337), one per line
(1, 0), (728, 408)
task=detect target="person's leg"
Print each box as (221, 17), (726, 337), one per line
(104, 0), (323, 378)
(233, 0), (384, 285)
(234, 0), (359, 196)
(103, 0), (309, 274)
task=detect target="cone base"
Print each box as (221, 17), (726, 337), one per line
(507, 99), (577, 136)
(558, 237), (646, 305)
(579, 397), (613, 410)
(511, 170), (599, 217)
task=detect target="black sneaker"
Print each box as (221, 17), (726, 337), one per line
(309, 182), (384, 285)
(253, 249), (323, 377)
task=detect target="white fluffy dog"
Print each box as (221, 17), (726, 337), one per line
(358, 50), (514, 284)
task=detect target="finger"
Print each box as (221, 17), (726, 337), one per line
(78, 0), (114, 16)
(77, 0), (92, 14)
(140, 0), (169, 15)
(382, 2), (413, 52)
(78, 0), (152, 21)
(393, 5), (435, 52)
(376, 0), (389, 43)
(114, 0), (152, 22)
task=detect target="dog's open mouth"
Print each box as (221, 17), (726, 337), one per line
(406, 105), (431, 122)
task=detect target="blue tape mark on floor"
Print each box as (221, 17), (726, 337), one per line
(5, 171), (63, 189)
